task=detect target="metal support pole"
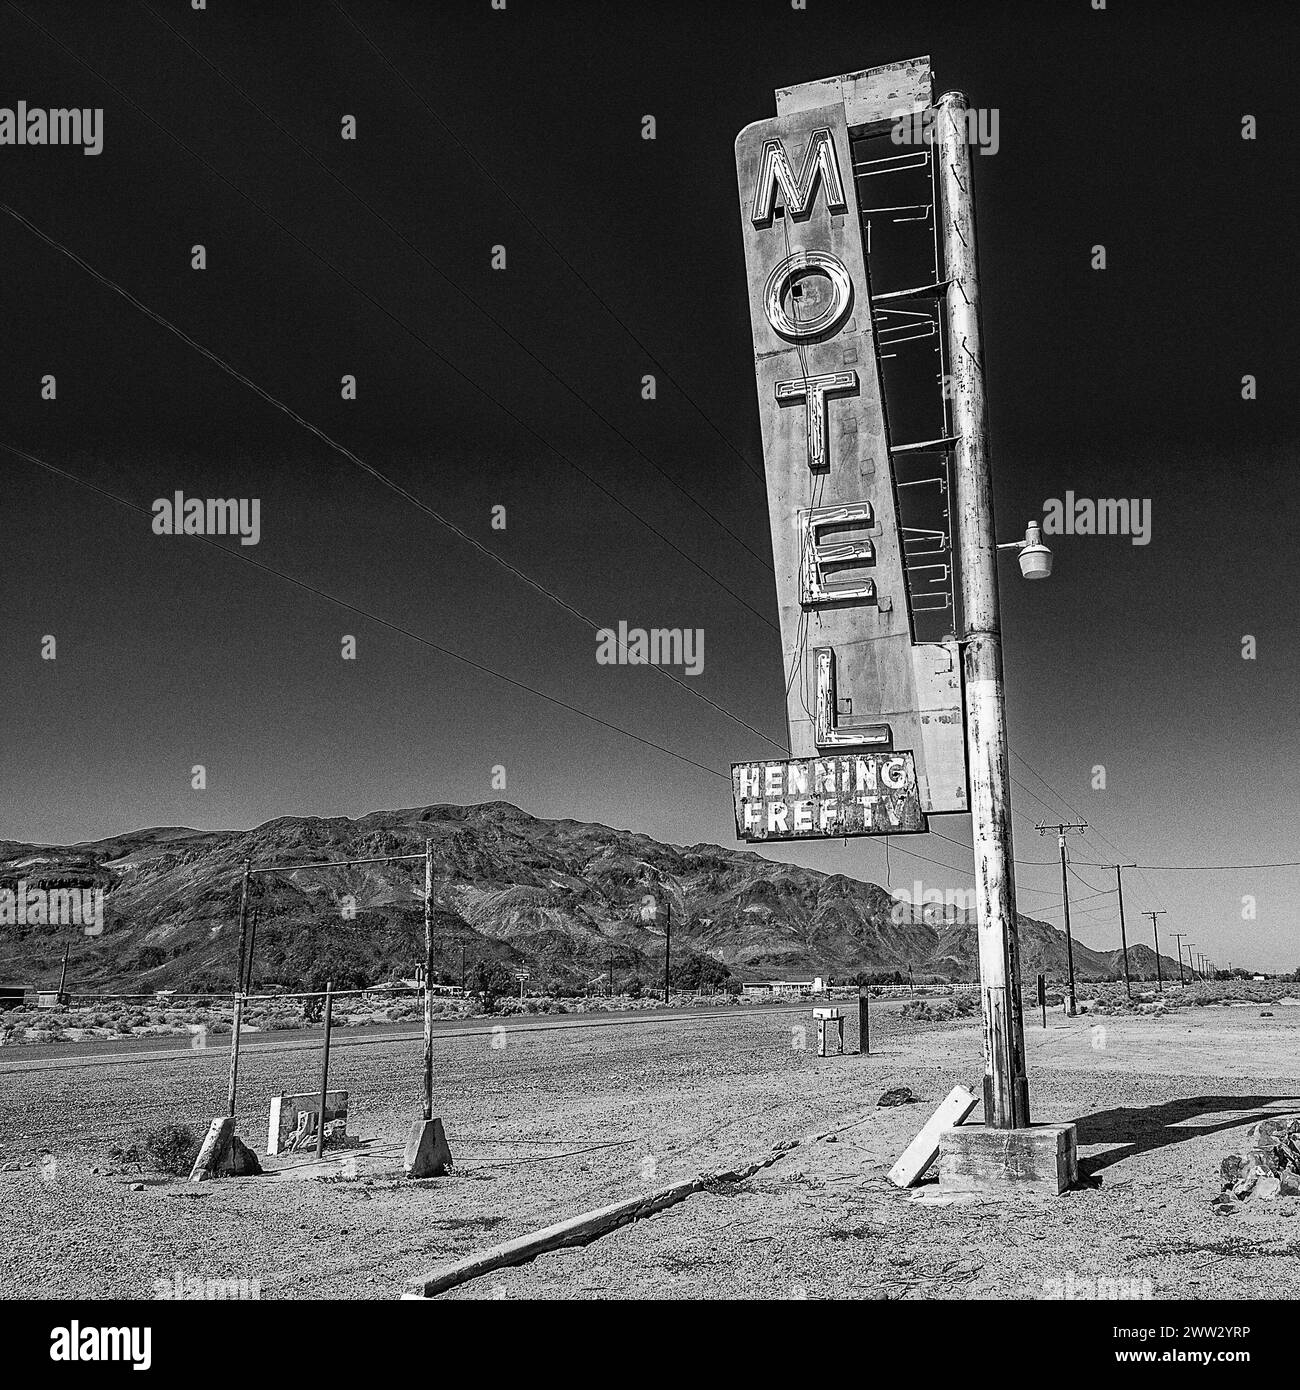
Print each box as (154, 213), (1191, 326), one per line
(315, 981), (333, 1160)
(226, 860), (251, 1119)
(938, 90), (1029, 1129)
(422, 839), (433, 1123)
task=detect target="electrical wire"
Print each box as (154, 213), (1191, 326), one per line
(5, 2), (777, 639)
(324, 0), (767, 485)
(133, 0), (771, 570)
(0, 200), (785, 756)
(0, 442), (737, 785)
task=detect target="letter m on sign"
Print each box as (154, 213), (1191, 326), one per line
(750, 128), (847, 228)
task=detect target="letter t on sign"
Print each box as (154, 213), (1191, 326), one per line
(775, 371), (857, 472)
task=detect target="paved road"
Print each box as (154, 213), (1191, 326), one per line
(0, 1001), (824, 1075)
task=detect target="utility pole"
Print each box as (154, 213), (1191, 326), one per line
(422, 839), (434, 1123)
(226, 860), (251, 1119)
(1143, 911), (1167, 992)
(460, 943), (466, 996)
(636, 860), (673, 1007)
(940, 87), (1030, 1129)
(1171, 932), (1188, 986)
(1104, 864), (1136, 998)
(56, 941), (70, 1003)
(1037, 822), (1088, 1016)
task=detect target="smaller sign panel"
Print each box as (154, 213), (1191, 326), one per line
(732, 751), (926, 842)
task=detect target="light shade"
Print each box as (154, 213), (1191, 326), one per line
(1019, 543), (1053, 580)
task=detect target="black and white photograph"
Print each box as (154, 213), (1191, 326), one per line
(0, 0), (1296, 1358)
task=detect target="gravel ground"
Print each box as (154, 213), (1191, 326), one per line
(1, 1000), (1297, 1299)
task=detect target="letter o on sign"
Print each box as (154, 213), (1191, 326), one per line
(763, 249), (853, 340)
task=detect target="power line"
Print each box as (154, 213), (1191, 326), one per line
(1066, 860), (1115, 896)
(10, 444), (987, 893)
(4, 2), (777, 638)
(1135, 859), (1300, 871)
(0, 198), (784, 756)
(325, 0), (767, 486)
(133, 0), (771, 570)
(0, 442), (734, 785)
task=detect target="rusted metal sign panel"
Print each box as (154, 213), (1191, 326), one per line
(732, 752), (925, 842)
(775, 55), (933, 125)
(733, 58), (968, 824)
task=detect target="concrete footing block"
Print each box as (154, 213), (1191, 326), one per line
(404, 1118), (453, 1178)
(937, 1121), (1077, 1196)
(189, 1116), (263, 1182)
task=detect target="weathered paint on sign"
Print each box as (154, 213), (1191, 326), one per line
(733, 59), (969, 819)
(732, 753), (925, 841)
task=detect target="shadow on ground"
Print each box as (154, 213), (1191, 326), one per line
(1075, 1096), (1300, 1179)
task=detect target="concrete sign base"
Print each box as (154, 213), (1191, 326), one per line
(937, 1122), (1078, 1196)
(404, 1117), (453, 1178)
(189, 1116), (263, 1182)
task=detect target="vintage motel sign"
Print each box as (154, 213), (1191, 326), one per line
(731, 58), (968, 842)
(732, 751), (924, 842)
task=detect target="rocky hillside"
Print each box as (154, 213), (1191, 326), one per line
(0, 802), (1181, 994)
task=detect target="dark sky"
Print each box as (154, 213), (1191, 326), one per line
(1, 0), (1296, 969)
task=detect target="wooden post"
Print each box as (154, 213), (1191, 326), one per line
(1038, 973), (1047, 1028)
(1057, 833), (1077, 1015)
(663, 893), (671, 1006)
(1172, 933), (1188, 986)
(1145, 911), (1167, 993)
(423, 839), (433, 1123)
(1110, 865), (1136, 997)
(315, 981), (333, 1160)
(938, 90), (1030, 1129)
(57, 941), (70, 1002)
(226, 860), (251, 1119)
(858, 987), (869, 1055)
(243, 908), (259, 997)
(1037, 821), (1087, 1016)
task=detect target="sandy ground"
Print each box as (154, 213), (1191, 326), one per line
(1, 999), (1297, 1299)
